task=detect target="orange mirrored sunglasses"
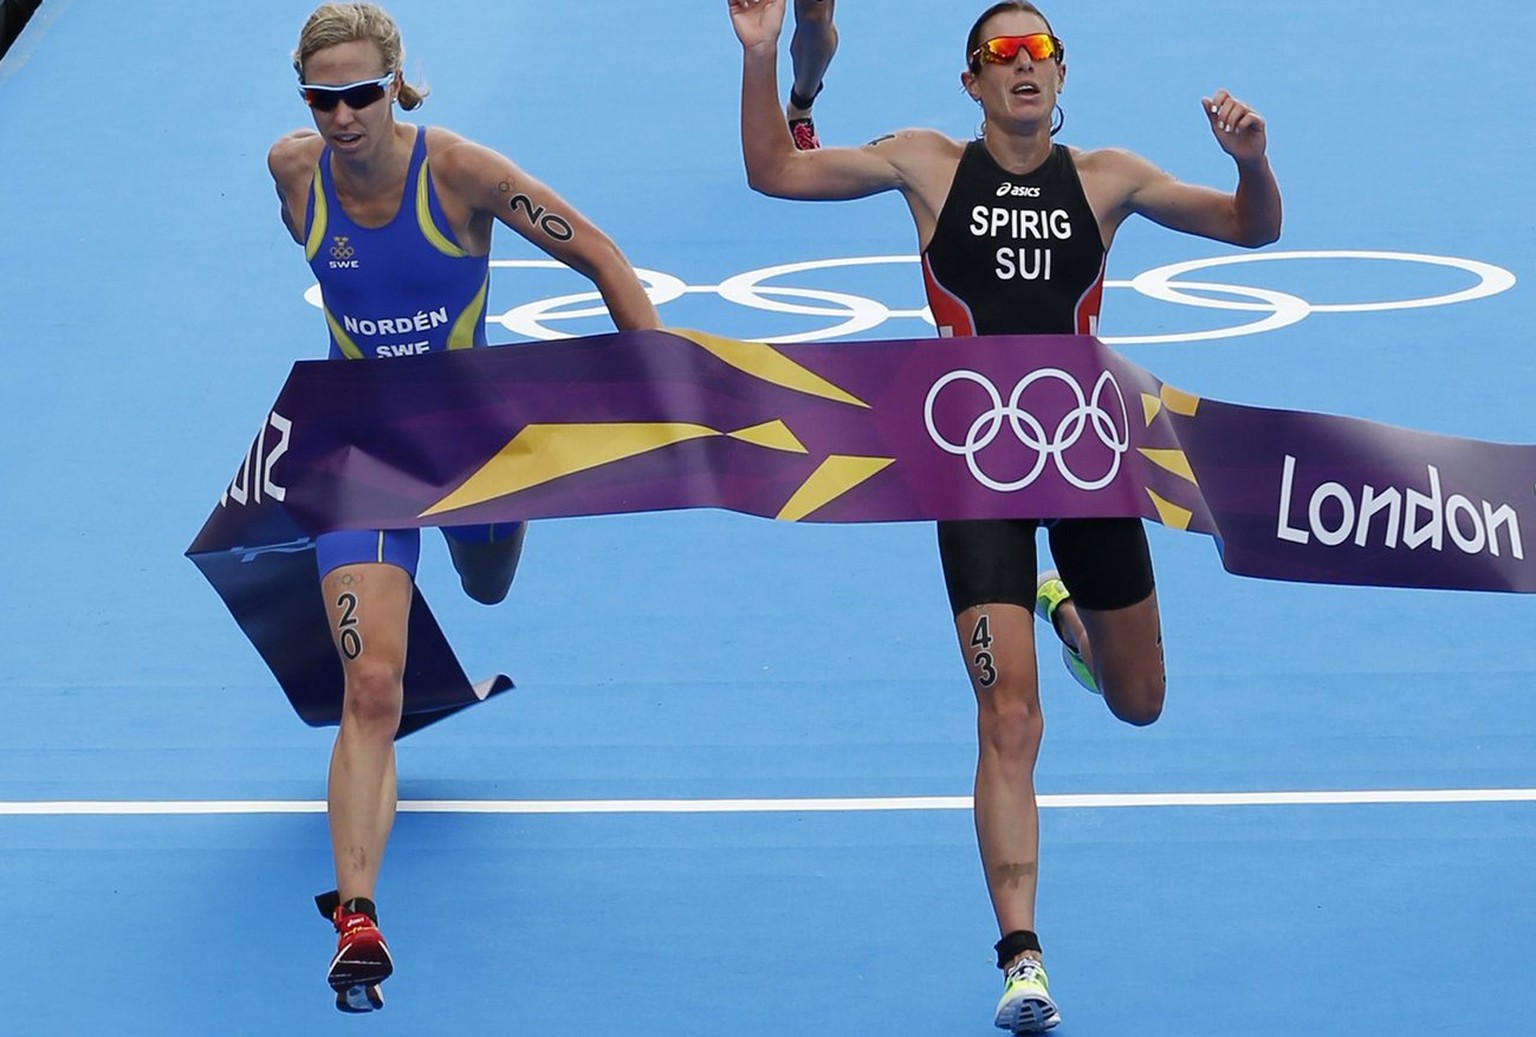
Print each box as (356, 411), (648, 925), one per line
(971, 33), (1064, 68)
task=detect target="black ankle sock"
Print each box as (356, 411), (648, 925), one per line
(995, 929), (1042, 969)
(315, 889), (378, 924)
(789, 81), (823, 112)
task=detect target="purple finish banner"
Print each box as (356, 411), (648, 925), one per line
(188, 330), (1534, 729)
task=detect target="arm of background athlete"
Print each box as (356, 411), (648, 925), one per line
(1110, 90), (1281, 248)
(267, 130), (322, 246)
(730, 0), (910, 200)
(436, 137), (661, 333)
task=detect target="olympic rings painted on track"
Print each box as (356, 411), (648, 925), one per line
(1112, 250), (1518, 345)
(302, 250), (1515, 345)
(924, 367), (1129, 493)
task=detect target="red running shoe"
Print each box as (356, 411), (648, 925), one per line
(789, 116), (821, 150)
(318, 892), (393, 1012)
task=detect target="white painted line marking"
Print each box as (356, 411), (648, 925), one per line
(2, 789), (1534, 816)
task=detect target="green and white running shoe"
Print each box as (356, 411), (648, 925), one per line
(1034, 570), (1100, 695)
(994, 957), (1061, 1033)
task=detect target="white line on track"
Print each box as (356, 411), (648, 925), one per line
(2, 789), (1535, 816)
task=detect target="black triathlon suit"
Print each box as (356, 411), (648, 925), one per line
(922, 140), (1154, 616)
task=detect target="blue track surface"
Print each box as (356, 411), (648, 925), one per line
(2, 1), (1533, 1033)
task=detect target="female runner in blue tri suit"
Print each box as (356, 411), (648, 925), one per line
(268, 1), (660, 1012)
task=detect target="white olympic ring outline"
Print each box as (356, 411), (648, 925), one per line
(302, 249), (1516, 345)
(924, 367), (1129, 493)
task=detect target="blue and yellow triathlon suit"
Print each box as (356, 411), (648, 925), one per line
(304, 125), (516, 578)
(921, 141), (1154, 616)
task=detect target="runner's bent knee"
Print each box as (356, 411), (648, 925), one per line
(1100, 672), (1165, 726)
(794, 0), (835, 28)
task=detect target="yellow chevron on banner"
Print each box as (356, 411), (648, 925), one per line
(1161, 384), (1202, 417)
(1141, 392), (1163, 426)
(668, 328), (870, 408)
(420, 422), (718, 517)
(1138, 447), (1198, 485)
(777, 455), (895, 522)
(728, 419), (808, 453)
(1146, 488), (1194, 531)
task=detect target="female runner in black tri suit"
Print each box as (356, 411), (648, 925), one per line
(729, 0), (1281, 1030)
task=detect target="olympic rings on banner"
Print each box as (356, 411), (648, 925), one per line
(924, 368), (1129, 492)
(302, 250), (1514, 344)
